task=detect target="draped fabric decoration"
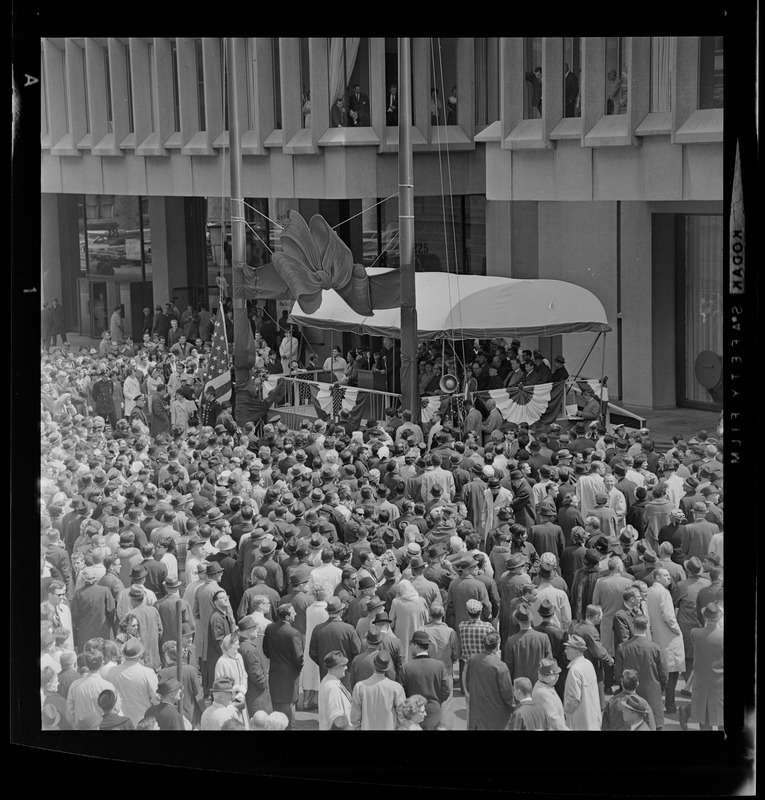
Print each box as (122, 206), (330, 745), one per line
(263, 377), (286, 408)
(262, 374), (280, 399)
(475, 381), (567, 427)
(650, 36), (675, 112)
(328, 37), (360, 104)
(340, 386), (369, 428)
(270, 212), (401, 317)
(310, 383), (335, 420)
(420, 395), (442, 424)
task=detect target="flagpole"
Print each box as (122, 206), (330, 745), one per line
(398, 37), (420, 423)
(227, 37), (253, 389)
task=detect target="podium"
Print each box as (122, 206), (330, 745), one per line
(358, 369), (388, 392)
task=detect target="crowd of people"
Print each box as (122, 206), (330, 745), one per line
(39, 313), (724, 732)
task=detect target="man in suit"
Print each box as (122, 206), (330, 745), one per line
(571, 604), (613, 708)
(262, 604), (303, 729)
(533, 600), (568, 701)
(237, 617), (271, 716)
(611, 586), (645, 656)
(464, 631), (516, 730)
(681, 503), (720, 559)
(614, 614), (668, 729)
(386, 84), (399, 125)
(681, 602), (724, 731)
(564, 62), (579, 117)
(330, 96), (347, 128)
(502, 603), (553, 684)
(524, 66), (543, 117)
(399, 630), (451, 729)
(309, 596), (362, 691)
(348, 83), (370, 126)
(444, 555), (492, 631)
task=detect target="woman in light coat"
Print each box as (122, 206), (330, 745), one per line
(300, 581), (330, 708)
(122, 367), (142, 418)
(645, 575), (686, 674)
(563, 638), (602, 730)
(214, 633), (250, 728)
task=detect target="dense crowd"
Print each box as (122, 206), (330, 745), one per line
(39, 324), (724, 732)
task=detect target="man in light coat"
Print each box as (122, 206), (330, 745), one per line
(318, 651), (353, 730)
(592, 556), (634, 691)
(350, 650), (405, 730)
(563, 635), (601, 730)
(680, 602), (724, 731)
(645, 567), (685, 715)
(532, 658), (569, 730)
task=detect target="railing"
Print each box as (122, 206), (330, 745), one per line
(274, 375), (401, 427)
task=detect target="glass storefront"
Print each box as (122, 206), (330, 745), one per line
(361, 195), (486, 275)
(677, 215), (723, 407)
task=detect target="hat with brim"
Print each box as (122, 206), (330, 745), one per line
(365, 597), (385, 613)
(537, 599), (556, 618)
(513, 603), (532, 623)
(504, 553), (526, 571)
(684, 556), (703, 575)
(128, 584), (146, 599)
(621, 693), (650, 716)
(373, 651), (392, 671)
(640, 550), (658, 565)
(326, 596), (343, 614)
(702, 602), (723, 621)
(238, 617), (259, 632)
(216, 535), (236, 552)
(323, 651), (349, 670)
(538, 657), (561, 676)
(122, 637), (145, 658)
(205, 562), (224, 576)
(564, 635), (588, 652)
(703, 552), (721, 566)
(410, 630), (431, 647)
(156, 676), (182, 695)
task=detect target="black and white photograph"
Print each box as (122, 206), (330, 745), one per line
(11, 9), (757, 794)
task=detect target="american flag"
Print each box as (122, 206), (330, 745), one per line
(202, 306), (232, 403)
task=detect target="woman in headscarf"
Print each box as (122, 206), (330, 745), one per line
(214, 633), (250, 728)
(390, 579), (430, 662)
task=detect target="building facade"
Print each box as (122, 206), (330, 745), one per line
(40, 36), (724, 411)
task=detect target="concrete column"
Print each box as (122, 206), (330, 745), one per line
(148, 196), (189, 309)
(486, 200), (539, 279)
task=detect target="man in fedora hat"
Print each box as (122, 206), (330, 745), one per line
(612, 586), (646, 657)
(627, 547), (659, 583)
(208, 533), (245, 612)
(192, 561), (225, 697)
(601, 668), (656, 731)
(614, 614), (668, 729)
(200, 676), (242, 730)
(350, 650), (406, 730)
(345, 575), (378, 629)
(445, 555), (491, 634)
(350, 626), (397, 688)
(125, 583), (164, 670)
(237, 616), (271, 716)
(502, 602), (552, 685)
(673, 556), (711, 688)
(532, 658), (568, 729)
(680, 602), (724, 731)
(309, 596), (362, 692)
(142, 676), (187, 730)
(156, 576), (194, 647)
(262, 604), (303, 728)
(70, 566), (116, 651)
(106, 637), (158, 726)
(562, 634), (601, 730)
(318, 651), (353, 730)
(355, 596), (386, 642)
(399, 630), (451, 730)
(620, 692), (654, 731)
(570, 548), (601, 623)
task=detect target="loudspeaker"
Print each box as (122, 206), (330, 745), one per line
(439, 373), (459, 393)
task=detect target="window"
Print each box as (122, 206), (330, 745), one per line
(125, 44), (134, 132)
(196, 39), (206, 132)
(475, 38), (500, 126)
(299, 38), (311, 129)
(676, 215), (723, 406)
(361, 195), (487, 276)
(523, 38), (543, 120)
(698, 36), (723, 109)
(104, 48), (113, 133)
(271, 37), (282, 129)
(430, 38), (457, 125)
(327, 38), (370, 126)
(171, 40), (181, 132)
(79, 196), (150, 278)
(650, 37), (675, 112)
(605, 37), (627, 115)
(243, 198), (271, 266)
(562, 38), (581, 117)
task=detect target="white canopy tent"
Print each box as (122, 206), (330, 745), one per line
(289, 269), (611, 339)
